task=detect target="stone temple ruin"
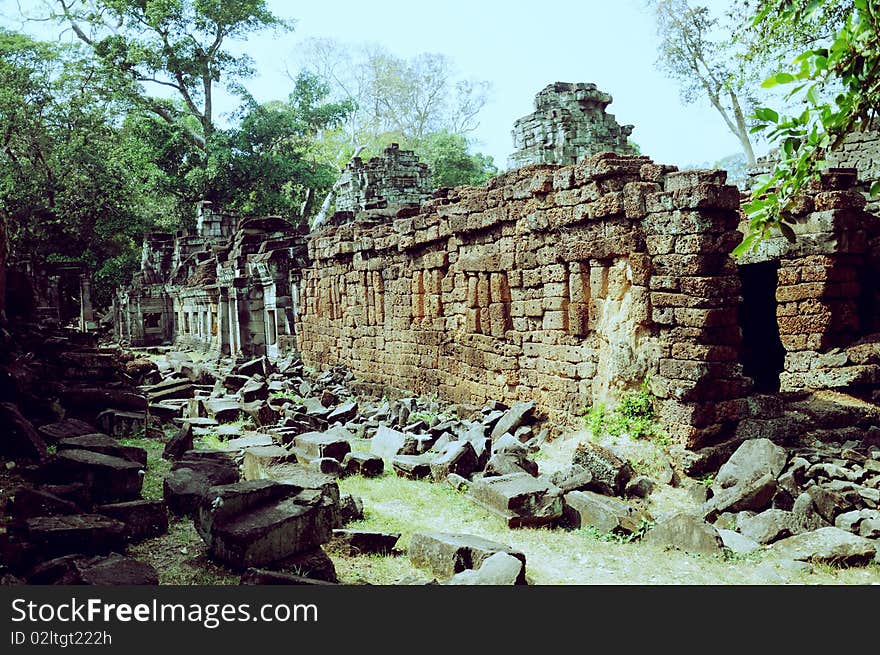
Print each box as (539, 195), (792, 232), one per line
(4, 82), (880, 585)
(111, 82), (880, 454)
(508, 82), (637, 169)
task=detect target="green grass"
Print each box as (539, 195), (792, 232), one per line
(119, 434), (171, 501)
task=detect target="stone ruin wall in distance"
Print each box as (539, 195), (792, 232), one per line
(296, 153), (751, 450)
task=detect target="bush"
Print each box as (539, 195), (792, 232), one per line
(582, 379), (666, 443)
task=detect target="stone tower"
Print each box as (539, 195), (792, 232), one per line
(335, 143), (432, 214)
(509, 82), (636, 169)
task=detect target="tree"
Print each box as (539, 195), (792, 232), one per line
(419, 131), (497, 188)
(294, 38), (492, 226)
(50, 0), (291, 186)
(651, 0), (758, 165)
(0, 28), (153, 307)
(738, 0), (880, 253)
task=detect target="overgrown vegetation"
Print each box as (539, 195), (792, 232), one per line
(582, 380), (667, 445)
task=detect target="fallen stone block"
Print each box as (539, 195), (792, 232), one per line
(484, 452), (539, 477)
(0, 402), (48, 460)
(257, 463), (340, 506)
(327, 401), (358, 424)
(331, 529), (400, 555)
(57, 434), (147, 467)
(769, 526), (877, 567)
(240, 400), (279, 427)
(37, 418), (97, 444)
(163, 422), (194, 460)
(737, 509), (794, 545)
(309, 457), (342, 476)
(391, 454), (433, 479)
(196, 480), (337, 569)
(242, 445), (299, 481)
(807, 484), (854, 523)
(490, 401), (536, 441)
(717, 528), (761, 555)
(96, 409), (147, 439)
(572, 441), (633, 496)
(549, 464), (594, 493)
(25, 514), (126, 558)
(163, 450), (239, 516)
(77, 553), (160, 585)
(239, 377), (269, 403)
(47, 449), (143, 503)
(703, 472), (778, 520)
(341, 452), (384, 478)
(468, 472), (562, 528)
(295, 431), (352, 462)
(336, 493), (364, 526)
(234, 356), (274, 378)
(563, 490), (651, 535)
(408, 532), (526, 584)
(10, 487), (81, 522)
(145, 378), (194, 403)
(646, 513), (724, 556)
(204, 398), (242, 424)
(430, 440), (480, 481)
(96, 500), (168, 542)
(445, 552), (524, 585)
(371, 425), (419, 462)
(240, 568), (337, 586)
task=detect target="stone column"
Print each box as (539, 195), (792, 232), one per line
(79, 274), (97, 331)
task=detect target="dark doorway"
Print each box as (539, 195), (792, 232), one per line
(738, 261), (786, 392)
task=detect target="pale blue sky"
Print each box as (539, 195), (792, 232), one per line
(3, 0), (763, 169)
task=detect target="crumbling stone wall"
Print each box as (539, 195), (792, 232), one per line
(298, 153), (750, 448)
(509, 82), (636, 169)
(336, 143), (431, 213)
(826, 124), (880, 214)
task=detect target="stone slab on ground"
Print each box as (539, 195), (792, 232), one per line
(571, 441), (633, 496)
(96, 500), (168, 542)
(646, 513), (724, 556)
(77, 554), (160, 585)
(562, 490), (651, 535)
(341, 452), (384, 477)
(47, 449), (144, 503)
(445, 552), (524, 585)
(430, 440), (480, 481)
(717, 528), (761, 555)
(25, 514), (126, 558)
(57, 434), (147, 466)
(10, 487), (81, 522)
(467, 472), (562, 528)
(408, 532), (526, 584)
(257, 463), (340, 506)
(295, 431), (352, 462)
(37, 418), (97, 444)
(242, 446), (299, 481)
(163, 450), (239, 516)
(195, 480), (338, 569)
(391, 454), (433, 480)
(490, 401), (536, 441)
(240, 568), (337, 586)
(371, 425), (419, 462)
(768, 526), (877, 567)
(330, 529), (400, 555)
(163, 422), (194, 460)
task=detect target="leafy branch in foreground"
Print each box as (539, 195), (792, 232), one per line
(737, 0), (880, 256)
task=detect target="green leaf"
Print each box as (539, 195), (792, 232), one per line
(870, 181), (880, 197)
(753, 107), (779, 122)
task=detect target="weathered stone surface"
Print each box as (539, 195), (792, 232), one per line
(391, 454), (433, 479)
(240, 568), (337, 586)
(163, 451), (239, 516)
(96, 500), (168, 542)
(48, 449), (143, 503)
(490, 401), (536, 441)
(57, 434), (147, 466)
(163, 422), (194, 460)
(77, 554), (159, 585)
(37, 418), (97, 444)
(717, 528), (761, 555)
(10, 487), (80, 522)
(769, 527), (877, 566)
(196, 479), (337, 569)
(549, 464), (594, 493)
(445, 552), (524, 585)
(0, 402), (48, 460)
(336, 493), (363, 526)
(484, 452), (539, 477)
(737, 509), (794, 545)
(625, 475), (656, 499)
(327, 401), (358, 424)
(242, 445), (298, 481)
(96, 409), (146, 439)
(331, 529), (400, 555)
(295, 431), (352, 462)
(341, 452), (384, 478)
(430, 440), (480, 481)
(370, 425), (418, 462)
(468, 472), (563, 527)
(562, 490), (650, 534)
(791, 491), (831, 534)
(274, 547), (338, 583)
(408, 532), (526, 584)
(704, 472), (778, 520)
(572, 441), (633, 496)
(712, 438), (787, 493)
(25, 514), (126, 558)
(646, 513), (724, 556)
(807, 484), (853, 523)
(145, 378), (194, 403)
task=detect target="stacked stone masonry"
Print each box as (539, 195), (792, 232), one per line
(298, 153), (753, 448)
(336, 143), (432, 214)
(509, 82), (637, 169)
